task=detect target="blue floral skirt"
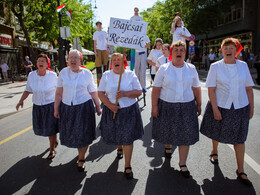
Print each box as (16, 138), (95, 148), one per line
(152, 99), (199, 146)
(33, 102), (58, 136)
(100, 102), (143, 145)
(59, 100), (96, 148)
(200, 101), (250, 145)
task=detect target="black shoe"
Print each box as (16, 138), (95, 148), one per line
(117, 148), (123, 159)
(77, 160), (85, 172)
(165, 147), (172, 159)
(236, 170), (252, 187)
(47, 151), (56, 160)
(209, 153), (218, 165)
(124, 167), (133, 180)
(179, 164), (190, 178)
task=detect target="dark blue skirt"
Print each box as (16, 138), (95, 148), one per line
(200, 101), (250, 145)
(59, 99), (96, 148)
(100, 102), (144, 145)
(32, 102), (58, 136)
(152, 99), (199, 146)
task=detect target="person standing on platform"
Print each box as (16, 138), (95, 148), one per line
(156, 43), (171, 72)
(200, 38), (254, 186)
(130, 7), (143, 71)
(23, 56), (33, 77)
(147, 38), (163, 82)
(0, 60), (9, 82)
(170, 16), (191, 44)
(174, 12), (185, 27)
(93, 21), (109, 86)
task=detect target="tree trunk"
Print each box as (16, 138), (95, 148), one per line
(11, 4), (37, 65)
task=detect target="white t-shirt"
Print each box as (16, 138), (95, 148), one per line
(205, 59), (254, 109)
(130, 15), (143, 22)
(208, 53), (216, 61)
(57, 67), (96, 106)
(171, 26), (191, 43)
(153, 62), (200, 103)
(98, 70), (142, 108)
(25, 70), (57, 105)
(156, 55), (170, 69)
(135, 35), (150, 53)
(1, 63), (8, 72)
(147, 49), (163, 74)
(93, 30), (107, 50)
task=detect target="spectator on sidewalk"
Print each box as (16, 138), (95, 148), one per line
(200, 38), (254, 187)
(0, 60), (9, 82)
(93, 21), (109, 86)
(170, 16), (191, 44)
(152, 41), (201, 178)
(54, 49), (101, 172)
(98, 53), (143, 180)
(156, 43), (171, 72)
(202, 52), (209, 71)
(208, 50), (216, 65)
(16, 54), (59, 160)
(147, 38), (163, 82)
(23, 56), (33, 77)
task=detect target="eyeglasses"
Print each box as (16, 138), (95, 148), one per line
(37, 60), (46, 63)
(69, 57), (81, 60)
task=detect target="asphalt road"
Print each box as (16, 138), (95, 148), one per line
(0, 73), (259, 195)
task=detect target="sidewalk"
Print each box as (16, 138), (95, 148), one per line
(0, 65), (259, 119)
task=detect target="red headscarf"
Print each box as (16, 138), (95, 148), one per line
(232, 38), (243, 58)
(46, 57), (52, 71)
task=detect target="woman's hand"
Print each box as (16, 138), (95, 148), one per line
(249, 108), (254, 119)
(108, 104), (120, 113)
(196, 104), (201, 116)
(54, 110), (60, 119)
(16, 101), (23, 111)
(151, 105), (159, 118)
(116, 91), (126, 99)
(213, 108), (222, 120)
(96, 107), (102, 116)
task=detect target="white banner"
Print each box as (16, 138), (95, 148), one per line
(108, 17), (148, 50)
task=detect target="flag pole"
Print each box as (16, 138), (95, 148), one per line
(113, 48), (126, 119)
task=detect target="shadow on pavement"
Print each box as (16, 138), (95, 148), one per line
(201, 165), (256, 195)
(27, 156), (86, 195)
(82, 158), (138, 195)
(145, 159), (201, 195)
(0, 149), (50, 195)
(142, 116), (177, 168)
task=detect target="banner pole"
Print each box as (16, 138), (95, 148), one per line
(113, 48), (126, 119)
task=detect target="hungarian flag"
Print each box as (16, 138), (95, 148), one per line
(65, 10), (72, 21)
(57, 4), (66, 13)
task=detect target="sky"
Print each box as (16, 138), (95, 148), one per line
(85, 0), (159, 31)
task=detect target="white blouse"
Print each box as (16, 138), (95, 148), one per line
(205, 59), (254, 109)
(57, 67), (96, 106)
(147, 49), (163, 74)
(25, 70), (57, 105)
(156, 55), (170, 69)
(98, 70), (142, 108)
(171, 26), (191, 44)
(153, 62), (200, 103)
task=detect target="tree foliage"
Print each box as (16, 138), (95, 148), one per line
(3, 0), (95, 63)
(141, 0), (235, 46)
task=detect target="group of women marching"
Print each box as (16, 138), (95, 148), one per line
(16, 14), (254, 186)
